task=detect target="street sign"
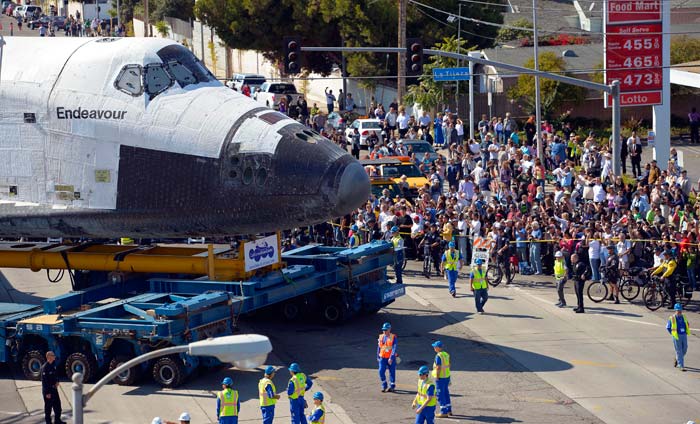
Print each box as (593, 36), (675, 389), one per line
(607, 0), (661, 24)
(433, 67), (471, 82)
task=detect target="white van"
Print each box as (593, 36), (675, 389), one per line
(227, 73), (266, 92)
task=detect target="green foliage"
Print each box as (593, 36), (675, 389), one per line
(403, 36), (472, 111)
(496, 18), (532, 43)
(670, 35), (700, 96)
(154, 20), (169, 38)
(590, 61), (604, 84)
(193, 0), (501, 76)
(507, 52), (587, 117)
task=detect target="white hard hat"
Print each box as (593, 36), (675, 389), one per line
(179, 412), (191, 421)
(152, 418), (163, 424)
(555, 251), (563, 258)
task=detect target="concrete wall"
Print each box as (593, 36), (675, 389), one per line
(67, 0), (113, 21)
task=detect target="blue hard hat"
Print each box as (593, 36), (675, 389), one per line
(674, 303), (683, 311)
(448, 241), (455, 248)
(289, 363), (301, 373)
(381, 322), (391, 330)
(475, 258), (483, 265)
(418, 365), (430, 375)
(351, 224), (359, 231)
(664, 250), (674, 256)
(391, 226), (399, 233)
(222, 377), (233, 386)
(313, 391), (324, 401)
(432, 340), (443, 348)
(264, 366), (275, 375)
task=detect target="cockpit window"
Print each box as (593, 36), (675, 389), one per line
(166, 60), (197, 88)
(144, 64), (173, 98)
(114, 64), (143, 96)
(156, 44), (216, 85)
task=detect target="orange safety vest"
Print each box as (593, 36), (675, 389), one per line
(378, 333), (396, 358)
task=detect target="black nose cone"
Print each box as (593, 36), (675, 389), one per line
(332, 159), (369, 216)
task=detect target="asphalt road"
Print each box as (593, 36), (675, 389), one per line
(1, 260), (697, 424)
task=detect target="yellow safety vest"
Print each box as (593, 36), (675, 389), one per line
(349, 234), (360, 247)
(471, 267), (487, 290)
(391, 235), (403, 251)
(217, 388), (239, 417)
(432, 351), (451, 379)
(258, 377), (277, 407)
(416, 378), (437, 407)
(296, 372), (308, 396)
(554, 260), (566, 279)
(444, 250), (458, 271)
(669, 314), (691, 340)
(310, 404), (326, 424)
(289, 374), (302, 399)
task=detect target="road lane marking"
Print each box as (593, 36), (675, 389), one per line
(600, 315), (662, 327)
(406, 287), (431, 306)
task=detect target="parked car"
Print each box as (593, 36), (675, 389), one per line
(227, 73), (266, 92)
(12, 5), (25, 18)
(28, 15), (50, 29)
(344, 118), (382, 148)
(22, 5), (41, 20)
(253, 82), (303, 110)
(399, 140), (442, 163)
(1, 1), (14, 14)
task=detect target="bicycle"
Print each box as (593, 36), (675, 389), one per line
(587, 266), (612, 303)
(617, 267), (648, 302)
(486, 255), (513, 287)
(643, 275), (693, 311)
(421, 243), (432, 278)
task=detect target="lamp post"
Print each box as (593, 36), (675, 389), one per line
(71, 334), (272, 424)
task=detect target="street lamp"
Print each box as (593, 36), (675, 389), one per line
(71, 334), (272, 424)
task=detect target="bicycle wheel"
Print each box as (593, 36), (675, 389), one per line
(506, 264), (516, 284)
(619, 280), (640, 302)
(423, 256), (431, 278)
(486, 264), (502, 287)
(401, 256), (408, 271)
(643, 285), (665, 311)
(587, 281), (608, 303)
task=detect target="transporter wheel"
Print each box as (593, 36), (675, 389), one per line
(280, 299), (302, 321)
(152, 356), (184, 388)
(108, 355), (141, 386)
(21, 350), (46, 381)
(320, 293), (349, 325)
(65, 352), (98, 383)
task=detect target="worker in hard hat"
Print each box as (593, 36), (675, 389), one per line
(259, 366), (281, 424)
(307, 392), (326, 424)
(377, 322), (397, 392)
(441, 241), (462, 297)
(390, 226), (405, 284)
(348, 224), (361, 248)
(287, 363), (313, 424)
(412, 366), (437, 424)
(667, 303), (691, 372)
(216, 377), (240, 424)
(470, 258), (488, 314)
(554, 251), (568, 307)
(431, 341), (452, 418)
(178, 412), (191, 424)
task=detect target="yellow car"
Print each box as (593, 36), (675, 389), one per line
(361, 158), (428, 198)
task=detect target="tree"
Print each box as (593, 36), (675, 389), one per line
(670, 35), (700, 96)
(496, 18), (533, 43)
(508, 52), (587, 117)
(404, 36), (473, 112)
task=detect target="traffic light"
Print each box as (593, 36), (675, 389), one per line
(406, 38), (424, 76)
(283, 36), (302, 75)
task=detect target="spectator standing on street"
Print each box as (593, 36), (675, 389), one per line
(571, 253), (589, 313)
(689, 107), (700, 144)
(324, 88), (336, 114)
(338, 89), (345, 112)
(628, 131), (642, 178)
(344, 93), (355, 113)
(667, 303), (691, 371)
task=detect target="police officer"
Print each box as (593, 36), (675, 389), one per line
(377, 322), (397, 392)
(470, 258), (488, 314)
(391, 226), (405, 284)
(41, 351), (65, 424)
(652, 250), (678, 308)
(441, 242), (462, 297)
(259, 366), (280, 424)
(216, 377), (240, 424)
(287, 363), (313, 424)
(307, 392), (326, 424)
(412, 366), (437, 424)
(571, 253), (589, 313)
(667, 303), (691, 371)
(431, 341), (452, 417)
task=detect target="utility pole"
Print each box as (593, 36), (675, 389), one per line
(532, 0), (543, 160)
(397, 0), (407, 103)
(144, 0), (150, 37)
(456, 3), (461, 116)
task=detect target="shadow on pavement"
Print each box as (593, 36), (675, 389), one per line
(585, 306), (643, 318)
(450, 414), (523, 423)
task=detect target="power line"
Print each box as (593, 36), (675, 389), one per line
(456, 0), (697, 14)
(413, 5), (500, 41)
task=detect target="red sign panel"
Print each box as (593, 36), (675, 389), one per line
(607, 91), (662, 106)
(606, 24), (662, 70)
(606, 68), (662, 91)
(607, 0), (661, 23)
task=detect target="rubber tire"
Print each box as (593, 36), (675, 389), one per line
(619, 280), (640, 302)
(486, 265), (502, 287)
(152, 356), (184, 388)
(21, 350), (46, 381)
(64, 352), (98, 383)
(108, 355), (141, 386)
(320, 294), (349, 325)
(587, 281), (608, 303)
(280, 300), (302, 321)
(643, 286), (664, 311)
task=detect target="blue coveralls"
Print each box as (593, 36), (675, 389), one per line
(287, 374), (313, 424)
(307, 405), (325, 423)
(415, 383), (436, 424)
(434, 354), (451, 415)
(261, 383), (276, 424)
(442, 251), (460, 295)
(667, 314), (690, 368)
(216, 392), (241, 424)
(378, 334), (397, 390)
